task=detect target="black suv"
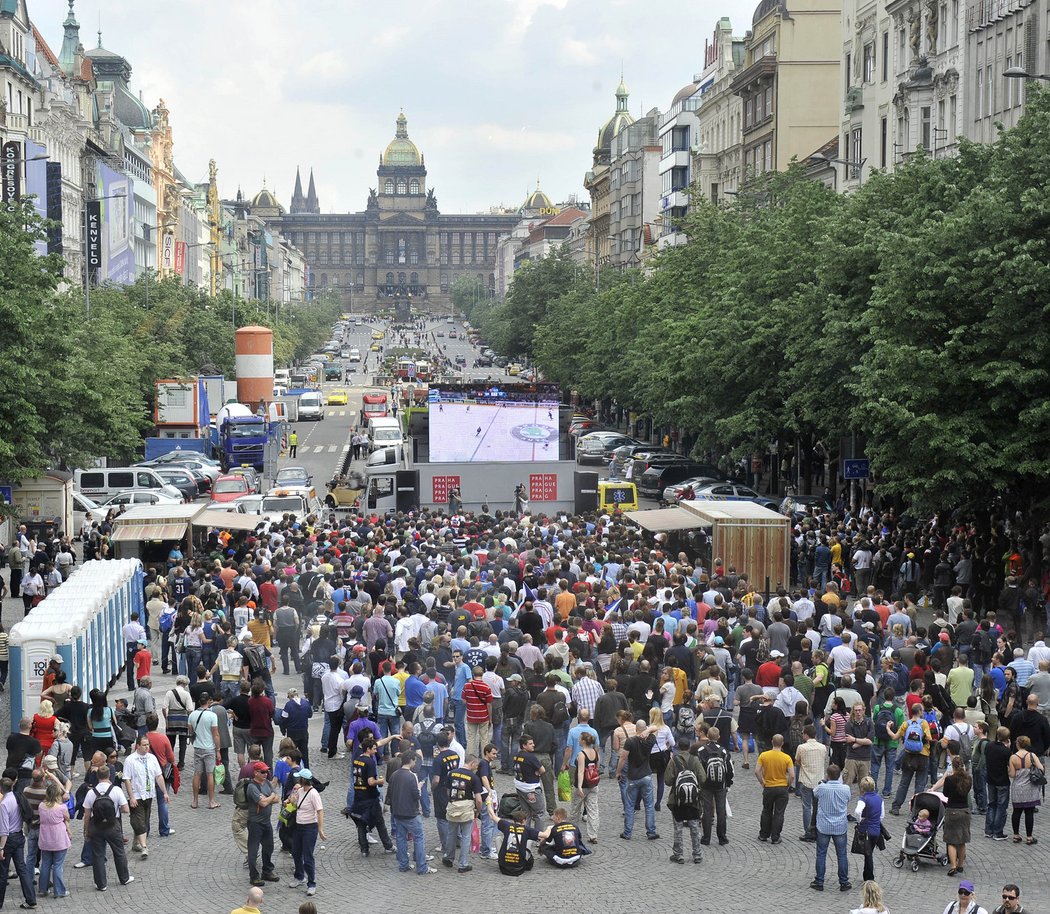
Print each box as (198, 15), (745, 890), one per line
(637, 462), (725, 499)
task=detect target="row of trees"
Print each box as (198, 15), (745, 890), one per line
(464, 90), (1050, 513)
(0, 198), (341, 484)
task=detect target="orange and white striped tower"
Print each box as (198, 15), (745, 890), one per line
(235, 326), (274, 410)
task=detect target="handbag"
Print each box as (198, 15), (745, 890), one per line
(1030, 764), (1047, 787)
(850, 828), (869, 855)
(175, 633), (186, 654)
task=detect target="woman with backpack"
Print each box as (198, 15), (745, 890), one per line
(86, 690), (115, 760)
(572, 731), (601, 844)
(1008, 734), (1045, 844)
(648, 707), (675, 811)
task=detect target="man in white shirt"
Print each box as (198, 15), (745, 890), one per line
(946, 587), (966, 625)
(627, 615), (651, 644)
(829, 633), (858, 679)
(83, 760), (133, 889)
(124, 735), (167, 859)
(1027, 640), (1050, 669)
(321, 658), (350, 759)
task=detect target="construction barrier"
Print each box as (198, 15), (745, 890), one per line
(8, 559), (143, 730)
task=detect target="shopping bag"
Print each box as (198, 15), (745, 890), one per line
(557, 769), (573, 803)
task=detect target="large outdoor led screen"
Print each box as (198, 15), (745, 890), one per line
(428, 383), (561, 463)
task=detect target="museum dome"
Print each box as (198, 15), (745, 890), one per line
(383, 111), (422, 167)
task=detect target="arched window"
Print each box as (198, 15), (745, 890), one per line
(410, 179), (420, 194)
(320, 273), (328, 288)
(386, 272), (394, 284)
(356, 272), (364, 287)
(440, 272), (448, 290)
(384, 179), (394, 194)
(397, 179), (407, 194)
(409, 245), (419, 265)
(398, 272), (406, 284)
(410, 272), (418, 285)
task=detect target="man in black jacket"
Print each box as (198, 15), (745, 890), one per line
(1009, 694), (1050, 758)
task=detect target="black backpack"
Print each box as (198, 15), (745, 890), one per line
(416, 718), (439, 757)
(90, 784), (117, 830)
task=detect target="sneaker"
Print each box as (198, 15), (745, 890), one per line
(771, 837), (782, 845)
(287, 879), (306, 888)
(418, 867), (436, 875)
(809, 881), (824, 891)
(693, 856), (703, 864)
(306, 887), (316, 897)
(140, 849), (149, 858)
(366, 832), (380, 844)
(120, 876), (135, 886)
(262, 873), (280, 882)
(457, 865), (473, 873)
(840, 883), (853, 892)
(993, 834), (1008, 841)
(646, 833), (660, 841)
(251, 880), (265, 888)
(718, 837), (729, 846)
(484, 851), (499, 860)
(442, 858), (454, 868)
(669, 854), (685, 864)
(74, 863), (88, 870)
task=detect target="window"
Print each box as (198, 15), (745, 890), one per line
(880, 116), (888, 168)
(396, 179), (407, 194)
(986, 65), (993, 116)
(410, 272), (418, 285)
(975, 69), (983, 120)
(920, 106), (931, 150)
(850, 127), (862, 177)
(136, 472), (156, 489)
(745, 96), (754, 128)
(410, 179), (420, 194)
(863, 43), (875, 83)
(939, 2), (947, 48)
(763, 139), (772, 173)
(386, 272), (394, 284)
(950, 0), (959, 43)
(763, 85), (773, 118)
(384, 179), (394, 194)
(845, 52), (852, 92)
(881, 31), (889, 81)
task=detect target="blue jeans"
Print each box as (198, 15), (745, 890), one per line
(418, 766), (432, 817)
(0, 832), (35, 907)
(972, 765), (987, 812)
(985, 784), (1010, 837)
(184, 647), (201, 679)
(157, 787), (171, 836)
(393, 815), (429, 873)
(38, 848), (67, 897)
(452, 699), (467, 746)
(443, 819), (472, 868)
(799, 784), (816, 838)
(891, 763), (928, 812)
(623, 776), (656, 838)
(870, 743), (897, 796)
(292, 821), (318, 887)
(480, 806), (496, 855)
(25, 827), (39, 873)
(815, 831), (849, 887)
(378, 714), (400, 740)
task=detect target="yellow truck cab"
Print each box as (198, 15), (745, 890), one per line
(597, 480), (638, 513)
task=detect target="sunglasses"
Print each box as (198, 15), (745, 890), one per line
(959, 890), (973, 896)
(1002, 896), (1018, 901)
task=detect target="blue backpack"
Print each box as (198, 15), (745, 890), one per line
(902, 719), (925, 754)
(159, 610), (175, 634)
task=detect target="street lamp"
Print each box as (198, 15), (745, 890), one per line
(1004, 66), (1050, 81)
(812, 151), (867, 184)
(82, 191), (127, 318)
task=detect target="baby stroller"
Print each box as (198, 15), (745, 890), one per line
(892, 791), (948, 872)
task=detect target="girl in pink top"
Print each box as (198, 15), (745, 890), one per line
(37, 781), (72, 898)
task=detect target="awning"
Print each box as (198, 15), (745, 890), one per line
(191, 509), (264, 532)
(112, 522), (188, 542)
(625, 507), (711, 533)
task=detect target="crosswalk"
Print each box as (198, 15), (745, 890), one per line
(295, 444), (352, 454)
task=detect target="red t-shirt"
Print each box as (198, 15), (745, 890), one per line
(755, 661), (783, 689)
(259, 582), (279, 614)
(463, 678), (492, 723)
(134, 648), (152, 681)
(247, 695), (275, 738)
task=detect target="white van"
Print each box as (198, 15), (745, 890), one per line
(298, 390), (325, 421)
(348, 348), (361, 362)
(367, 416), (403, 452)
(74, 466), (183, 501)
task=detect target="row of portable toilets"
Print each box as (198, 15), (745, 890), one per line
(8, 559), (144, 730)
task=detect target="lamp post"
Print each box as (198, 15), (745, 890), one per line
(811, 151), (867, 187)
(82, 191), (127, 318)
(1004, 66), (1050, 81)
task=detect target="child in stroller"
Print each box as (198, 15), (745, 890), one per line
(893, 791), (949, 872)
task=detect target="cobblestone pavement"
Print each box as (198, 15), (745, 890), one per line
(3, 592), (1049, 914)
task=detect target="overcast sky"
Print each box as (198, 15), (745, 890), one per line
(34, 0), (759, 214)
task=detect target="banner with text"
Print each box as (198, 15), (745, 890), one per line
(1, 140), (21, 209)
(174, 240), (186, 275)
(86, 200), (102, 285)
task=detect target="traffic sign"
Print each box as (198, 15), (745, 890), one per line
(843, 459), (870, 480)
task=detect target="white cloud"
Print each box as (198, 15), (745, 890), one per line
(32, 0), (759, 212)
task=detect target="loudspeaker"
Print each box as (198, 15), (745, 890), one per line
(574, 471), (599, 514)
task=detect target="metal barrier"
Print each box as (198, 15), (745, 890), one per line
(8, 559), (144, 730)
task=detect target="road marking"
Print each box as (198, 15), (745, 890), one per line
(342, 445), (351, 451)
(328, 445), (338, 452)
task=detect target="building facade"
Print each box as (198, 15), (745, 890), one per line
(693, 18), (747, 205)
(607, 109), (662, 270)
(886, 0), (966, 164)
(657, 81), (700, 248)
(732, 0), (843, 181)
(264, 112), (518, 312)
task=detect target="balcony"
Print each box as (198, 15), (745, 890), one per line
(660, 190), (690, 211)
(731, 54), (777, 94)
(845, 86), (864, 114)
(659, 150), (691, 173)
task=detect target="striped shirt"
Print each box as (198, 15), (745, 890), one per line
(814, 777), (851, 836)
(463, 677), (492, 723)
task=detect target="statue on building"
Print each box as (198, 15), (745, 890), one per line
(367, 187), (378, 209)
(925, 1), (938, 52)
(425, 187), (438, 211)
(909, 13), (921, 58)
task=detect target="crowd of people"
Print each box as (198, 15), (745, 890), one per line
(2, 499), (1048, 913)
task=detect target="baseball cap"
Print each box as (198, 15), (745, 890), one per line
(770, 649), (784, 658)
(252, 761), (270, 774)
(297, 768), (313, 780)
(714, 636), (725, 646)
(51, 654), (64, 663)
(958, 880), (975, 894)
(507, 674), (523, 682)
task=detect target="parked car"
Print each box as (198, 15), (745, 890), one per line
(576, 432), (641, 464)
(98, 489), (184, 509)
(638, 462), (722, 499)
(72, 492), (109, 534)
(153, 466), (200, 502)
(210, 474), (253, 503)
(691, 482), (782, 511)
(568, 416), (601, 438)
(228, 466), (261, 493)
(779, 494), (835, 522)
(662, 476), (722, 502)
(275, 466), (312, 488)
(608, 445), (676, 478)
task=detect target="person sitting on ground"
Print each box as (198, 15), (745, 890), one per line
(537, 806), (591, 867)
